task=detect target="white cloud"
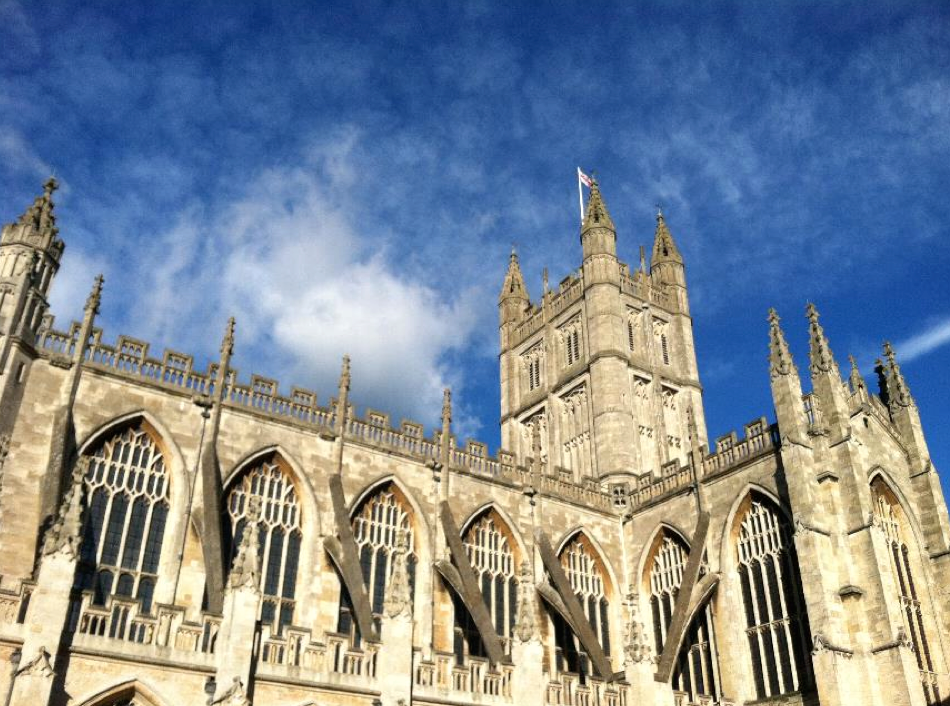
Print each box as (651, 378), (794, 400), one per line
(895, 317), (950, 363)
(115, 153), (482, 431)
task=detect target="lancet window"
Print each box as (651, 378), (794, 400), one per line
(454, 510), (518, 660)
(75, 423), (169, 615)
(648, 531), (721, 703)
(871, 479), (939, 704)
(553, 535), (610, 677)
(736, 494), (811, 700)
(563, 323), (581, 366)
(338, 483), (416, 641)
(226, 455), (302, 633)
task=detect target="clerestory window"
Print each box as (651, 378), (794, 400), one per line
(75, 423), (169, 615)
(454, 511), (518, 661)
(648, 532), (722, 703)
(736, 495), (812, 700)
(226, 455), (302, 634)
(872, 479), (940, 705)
(338, 484), (416, 644)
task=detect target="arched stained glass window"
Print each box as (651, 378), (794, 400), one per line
(871, 479), (940, 705)
(226, 455), (302, 634)
(338, 483), (416, 643)
(454, 510), (518, 660)
(76, 423), (169, 615)
(736, 494), (811, 700)
(648, 531), (721, 703)
(553, 534), (610, 678)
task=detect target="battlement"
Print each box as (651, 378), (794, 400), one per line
(627, 416), (780, 510)
(36, 316), (618, 513)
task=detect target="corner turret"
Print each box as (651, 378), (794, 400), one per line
(650, 209), (685, 289)
(580, 179), (616, 260)
(498, 249), (529, 327)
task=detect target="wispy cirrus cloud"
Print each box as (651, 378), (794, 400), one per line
(894, 317), (950, 364)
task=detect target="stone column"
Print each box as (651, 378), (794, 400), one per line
(511, 561), (544, 706)
(377, 530), (413, 706)
(9, 463), (85, 706)
(211, 500), (262, 706)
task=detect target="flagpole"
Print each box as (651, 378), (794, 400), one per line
(577, 167), (584, 223)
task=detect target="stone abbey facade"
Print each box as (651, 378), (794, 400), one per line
(0, 177), (947, 706)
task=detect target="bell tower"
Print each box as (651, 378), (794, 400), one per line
(498, 179), (706, 484)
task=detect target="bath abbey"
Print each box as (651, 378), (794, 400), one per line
(0, 177), (948, 706)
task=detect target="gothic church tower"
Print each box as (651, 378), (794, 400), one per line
(499, 180), (706, 484)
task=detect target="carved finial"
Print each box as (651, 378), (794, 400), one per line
(16, 178), (59, 236)
(768, 308), (797, 379)
(883, 342), (913, 409)
(639, 245), (647, 273)
(220, 317), (236, 358)
(84, 274), (104, 315)
(43, 176), (58, 197)
(513, 560), (539, 642)
(624, 591), (652, 664)
(500, 247), (528, 302)
(228, 497), (261, 591)
(542, 267), (549, 295)
(339, 354), (351, 394)
(441, 388), (452, 427)
(42, 458), (87, 559)
(806, 302), (838, 377)
(383, 529), (413, 618)
(848, 354), (866, 395)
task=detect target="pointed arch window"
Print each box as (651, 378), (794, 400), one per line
(76, 423), (169, 615)
(226, 455), (302, 634)
(338, 484), (416, 642)
(872, 479), (939, 705)
(736, 495), (812, 700)
(648, 531), (722, 703)
(553, 535), (610, 678)
(454, 511), (518, 660)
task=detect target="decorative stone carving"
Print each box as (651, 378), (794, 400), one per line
(623, 592), (652, 664)
(212, 677), (251, 706)
(384, 529), (412, 619)
(16, 646), (54, 678)
(513, 561), (539, 643)
(228, 497), (262, 591)
(41, 460), (86, 559)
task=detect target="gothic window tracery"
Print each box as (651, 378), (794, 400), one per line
(523, 345), (543, 391)
(338, 483), (416, 642)
(76, 423), (169, 615)
(226, 455), (302, 633)
(871, 479), (939, 704)
(561, 320), (582, 366)
(454, 510), (518, 660)
(648, 531), (722, 703)
(736, 494), (811, 700)
(553, 534), (611, 677)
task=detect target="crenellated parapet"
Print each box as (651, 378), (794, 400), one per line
(35, 317), (619, 514)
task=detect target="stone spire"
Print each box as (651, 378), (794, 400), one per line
(499, 249), (528, 302)
(383, 529), (412, 618)
(581, 179), (615, 233)
(84, 274), (104, 315)
(768, 308), (797, 378)
(806, 303), (839, 377)
(651, 208), (683, 266)
(883, 342), (914, 409)
(848, 355), (867, 396)
(228, 497), (261, 591)
(513, 560), (539, 642)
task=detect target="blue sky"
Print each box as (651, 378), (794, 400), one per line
(2, 1), (949, 490)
